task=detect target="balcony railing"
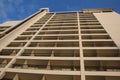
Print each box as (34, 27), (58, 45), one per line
(0, 63), (7, 68)
(12, 64), (80, 71)
(85, 66), (120, 71)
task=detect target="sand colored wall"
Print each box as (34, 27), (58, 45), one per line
(94, 12), (120, 48)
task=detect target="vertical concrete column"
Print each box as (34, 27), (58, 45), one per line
(77, 12), (85, 80)
(0, 8), (49, 79)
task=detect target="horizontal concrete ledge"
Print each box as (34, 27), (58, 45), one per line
(6, 68), (81, 75)
(85, 71), (120, 76)
(0, 56), (120, 61)
(0, 56), (13, 59)
(4, 47), (80, 49)
(82, 39), (112, 41)
(5, 68), (120, 76)
(17, 56), (80, 60)
(84, 57), (120, 60)
(4, 47), (118, 50)
(12, 39), (113, 42)
(81, 34), (108, 36)
(83, 47), (118, 49)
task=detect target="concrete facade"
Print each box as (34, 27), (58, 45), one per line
(0, 21), (21, 38)
(94, 12), (120, 48)
(0, 8), (120, 80)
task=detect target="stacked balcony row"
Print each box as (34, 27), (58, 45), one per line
(0, 48), (119, 57)
(0, 58), (120, 73)
(1, 72), (120, 80)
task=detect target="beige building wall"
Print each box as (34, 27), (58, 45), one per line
(0, 8), (120, 80)
(94, 12), (120, 48)
(0, 21), (22, 26)
(0, 8), (48, 50)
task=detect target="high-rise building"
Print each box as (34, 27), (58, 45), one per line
(0, 8), (120, 80)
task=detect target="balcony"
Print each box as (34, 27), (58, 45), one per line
(38, 31), (78, 35)
(81, 26), (103, 29)
(21, 32), (36, 35)
(0, 58), (11, 68)
(1, 73), (81, 80)
(82, 41), (116, 47)
(34, 36), (79, 40)
(86, 76), (120, 80)
(15, 36), (32, 40)
(83, 49), (119, 57)
(7, 42), (26, 47)
(1, 73), (43, 80)
(0, 49), (20, 56)
(43, 26), (78, 30)
(11, 59), (80, 71)
(28, 42), (79, 47)
(26, 28), (40, 31)
(85, 60), (120, 71)
(82, 35), (111, 39)
(21, 49), (80, 57)
(81, 30), (106, 34)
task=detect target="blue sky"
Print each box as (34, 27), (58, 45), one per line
(0, 0), (120, 23)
